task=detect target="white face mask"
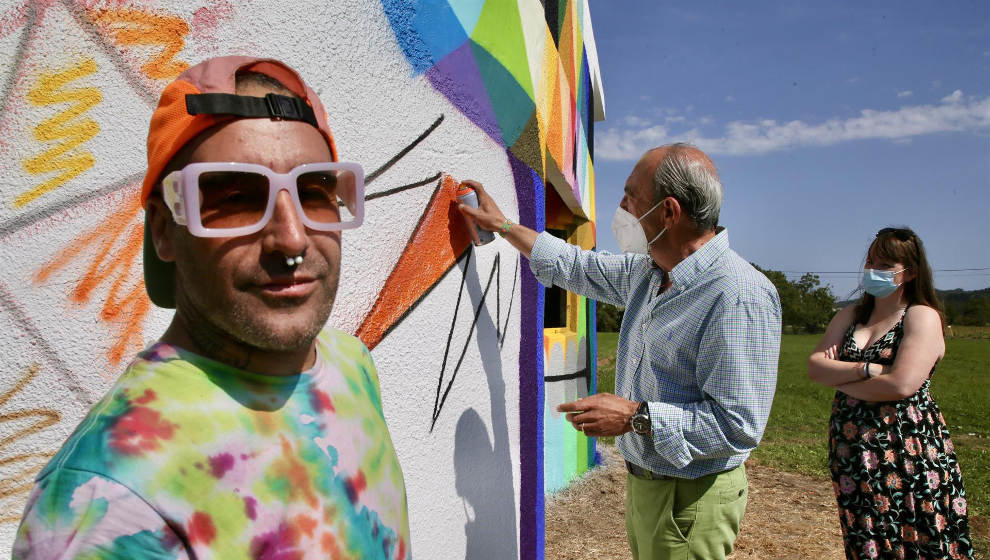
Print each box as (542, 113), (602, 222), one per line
(611, 201), (665, 254)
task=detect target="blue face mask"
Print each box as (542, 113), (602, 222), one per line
(862, 268), (907, 298)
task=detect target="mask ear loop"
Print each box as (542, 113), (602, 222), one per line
(647, 227), (666, 247)
(636, 199), (664, 223)
(892, 267), (910, 287)
(642, 198), (667, 247)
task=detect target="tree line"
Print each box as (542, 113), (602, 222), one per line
(594, 268), (990, 333)
(939, 288), (990, 326)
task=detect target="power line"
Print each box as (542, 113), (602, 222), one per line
(776, 267), (990, 274)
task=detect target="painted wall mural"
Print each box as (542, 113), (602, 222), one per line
(0, 1), (604, 558)
(381, 1), (606, 540)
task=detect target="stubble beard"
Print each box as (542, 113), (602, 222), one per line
(225, 263), (340, 353)
(176, 264), (340, 365)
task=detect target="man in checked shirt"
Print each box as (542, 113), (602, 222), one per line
(459, 143), (781, 560)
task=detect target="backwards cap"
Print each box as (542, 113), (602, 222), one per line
(142, 55), (338, 308)
(142, 55), (337, 205)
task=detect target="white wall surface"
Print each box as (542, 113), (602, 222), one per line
(0, 2), (530, 556)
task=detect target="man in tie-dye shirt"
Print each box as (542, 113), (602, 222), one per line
(14, 56), (410, 559)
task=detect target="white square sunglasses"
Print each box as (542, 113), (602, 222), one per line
(162, 162), (364, 237)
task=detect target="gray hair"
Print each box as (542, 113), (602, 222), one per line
(652, 143), (722, 231)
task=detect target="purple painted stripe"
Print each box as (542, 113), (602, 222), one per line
(425, 40), (504, 148)
(510, 150), (546, 560)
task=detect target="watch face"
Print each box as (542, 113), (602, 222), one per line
(631, 414), (651, 435)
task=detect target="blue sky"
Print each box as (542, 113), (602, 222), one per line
(586, 1), (990, 297)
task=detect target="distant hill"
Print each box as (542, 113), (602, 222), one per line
(839, 287), (990, 326)
(938, 287), (990, 303)
(939, 287), (990, 325)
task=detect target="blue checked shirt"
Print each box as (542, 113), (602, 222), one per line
(530, 228), (781, 478)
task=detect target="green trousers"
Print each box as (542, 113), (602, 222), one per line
(625, 464), (747, 560)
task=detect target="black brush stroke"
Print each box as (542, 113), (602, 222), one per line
(431, 251), (505, 432)
(498, 256), (519, 348)
(366, 114), (444, 185)
(496, 255), (500, 338)
(544, 368), (590, 383)
(364, 173), (442, 201)
(433, 250), (473, 428)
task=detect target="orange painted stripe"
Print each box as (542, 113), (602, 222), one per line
(34, 198), (149, 366)
(356, 175), (472, 350)
(89, 8), (190, 80)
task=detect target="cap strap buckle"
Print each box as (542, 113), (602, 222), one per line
(185, 93), (319, 129)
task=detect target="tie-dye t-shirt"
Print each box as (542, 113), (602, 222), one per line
(13, 328), (410, 559)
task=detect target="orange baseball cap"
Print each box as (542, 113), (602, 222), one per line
(142, 55), (338, 308)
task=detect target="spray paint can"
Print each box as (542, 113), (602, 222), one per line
(456, 182), (496, 246)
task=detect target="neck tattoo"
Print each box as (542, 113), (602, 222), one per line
(176, 293), (253, 370)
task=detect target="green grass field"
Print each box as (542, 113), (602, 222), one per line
(594, 331), (989, 553)
(595, 332), (620, 446)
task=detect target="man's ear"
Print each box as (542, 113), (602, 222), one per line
(146, 197), (176, 262)
(663, 196), (682, 227)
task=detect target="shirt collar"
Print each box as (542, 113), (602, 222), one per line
(666, 227), (729, 289)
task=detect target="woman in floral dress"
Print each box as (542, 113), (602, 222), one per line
(807, 227), (973, 560)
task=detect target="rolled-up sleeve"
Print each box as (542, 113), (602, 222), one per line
(528, 232), (641, 308)
(647, 294), (781, 468)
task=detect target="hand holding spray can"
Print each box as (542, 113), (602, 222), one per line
(456, 182), (496, 246)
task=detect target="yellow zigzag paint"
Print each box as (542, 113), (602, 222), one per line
(17, 58), (102, 208)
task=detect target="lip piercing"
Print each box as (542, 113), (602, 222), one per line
(285, 255), (303, 267)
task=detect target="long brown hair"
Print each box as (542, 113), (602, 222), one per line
(853, 227), (944, 326)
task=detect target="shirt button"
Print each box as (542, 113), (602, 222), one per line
(641, 322), (647, 330)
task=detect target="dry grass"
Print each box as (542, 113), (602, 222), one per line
(545, 446), (631, 559)
(546, 445), (843, 560)
(547, 445), (988, 559)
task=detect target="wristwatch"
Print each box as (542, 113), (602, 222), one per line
(630, 401), (651, 435)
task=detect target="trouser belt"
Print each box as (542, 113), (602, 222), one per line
(625, 461), (738, 481)
(625, 461), (678, 480)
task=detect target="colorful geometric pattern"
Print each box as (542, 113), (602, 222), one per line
(0, 2), (603, 557)
(381, 0), (603, 220)
(381, 3), (605, 558)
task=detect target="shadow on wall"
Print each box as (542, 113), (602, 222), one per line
(453, 252), (518, 560)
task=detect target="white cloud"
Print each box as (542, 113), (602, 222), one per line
(941, 89), (963, 103)
(622, 115), (651, 127)
(596, 91), (990, 159)
(725, 95), (736, 103)
(897, 90), (913, 98)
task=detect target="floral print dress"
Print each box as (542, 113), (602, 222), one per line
(828, 314), (973, 560)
